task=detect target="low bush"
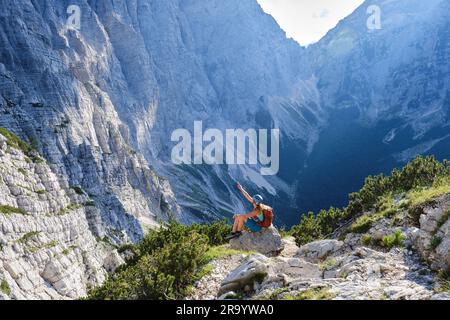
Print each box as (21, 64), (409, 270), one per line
(291, 208), (344, 246)
(381, 230), (404, 250)
(88, 221), (230, 300)
(291, 156), (449, 246)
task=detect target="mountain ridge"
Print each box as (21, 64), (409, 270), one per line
(0, 0), (449, 299)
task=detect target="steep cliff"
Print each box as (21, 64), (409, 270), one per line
(0, 0), (325, 226)
(0, 130), (124, 299)
(0, 0), (183, 240)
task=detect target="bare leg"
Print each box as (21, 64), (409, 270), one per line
(232, 215), (246, 232)
(232, 217), (239, 233)
(237, 216), (245, 231)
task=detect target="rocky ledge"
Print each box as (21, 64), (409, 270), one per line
(189, 197), (450, 300)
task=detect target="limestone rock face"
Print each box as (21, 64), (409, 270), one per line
(0, 0), (324, 227)
(0, 133), (119, 299)
(229, 227), (285, 256)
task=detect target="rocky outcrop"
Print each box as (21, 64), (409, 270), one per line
(0, 132), (123, 299)
(197, 198), (450, 300)
(410, 195), (450, 271)
(229, 227), (285, 256)
(209, 239), (449, 300)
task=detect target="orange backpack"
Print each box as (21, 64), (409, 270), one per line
(257, 207), (273, 228)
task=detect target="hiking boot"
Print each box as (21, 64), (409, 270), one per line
(225, 231), (242, 240)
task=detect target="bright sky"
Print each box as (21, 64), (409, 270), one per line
(257, 0), (365, 46)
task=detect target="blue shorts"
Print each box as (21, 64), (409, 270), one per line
(245, 218), (263, 232)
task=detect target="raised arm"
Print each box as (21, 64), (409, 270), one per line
(237, 182), (254, 204)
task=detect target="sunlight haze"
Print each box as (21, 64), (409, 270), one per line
(257, 0), (365, 46)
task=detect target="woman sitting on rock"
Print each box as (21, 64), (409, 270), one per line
(226, 182), (274, 240)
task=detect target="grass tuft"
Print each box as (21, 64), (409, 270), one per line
(0, 205), (27, 216)
(284, 287), (334, 300)
(17, 231), (41, 244)
(203, 245), (253, 262)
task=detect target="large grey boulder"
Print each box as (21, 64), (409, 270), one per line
(229, 227), (285, 256)
(296, 239), (344, 263)
(219, 254), (270, 295)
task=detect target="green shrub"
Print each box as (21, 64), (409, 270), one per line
(436, 268), (450, 294)
(346, 156), (448, 218)
(88, 223), (211, 300)
(188, 220), (232, 246)
(381, 230), (404, 250)
(44, 240), (58, 249)
(278, 226), (291, 238)
(89, 221), (234, 300)
(62, 245), (78, 256)
(291, 156), (449, 246)
(88, 254), (177, 300)
(377, 193), (398, 218)
(319, 258), (337, 272)
(291, 212), (323, 246)
(1, 280), (10, 296)
(291, 208), (345, 246)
